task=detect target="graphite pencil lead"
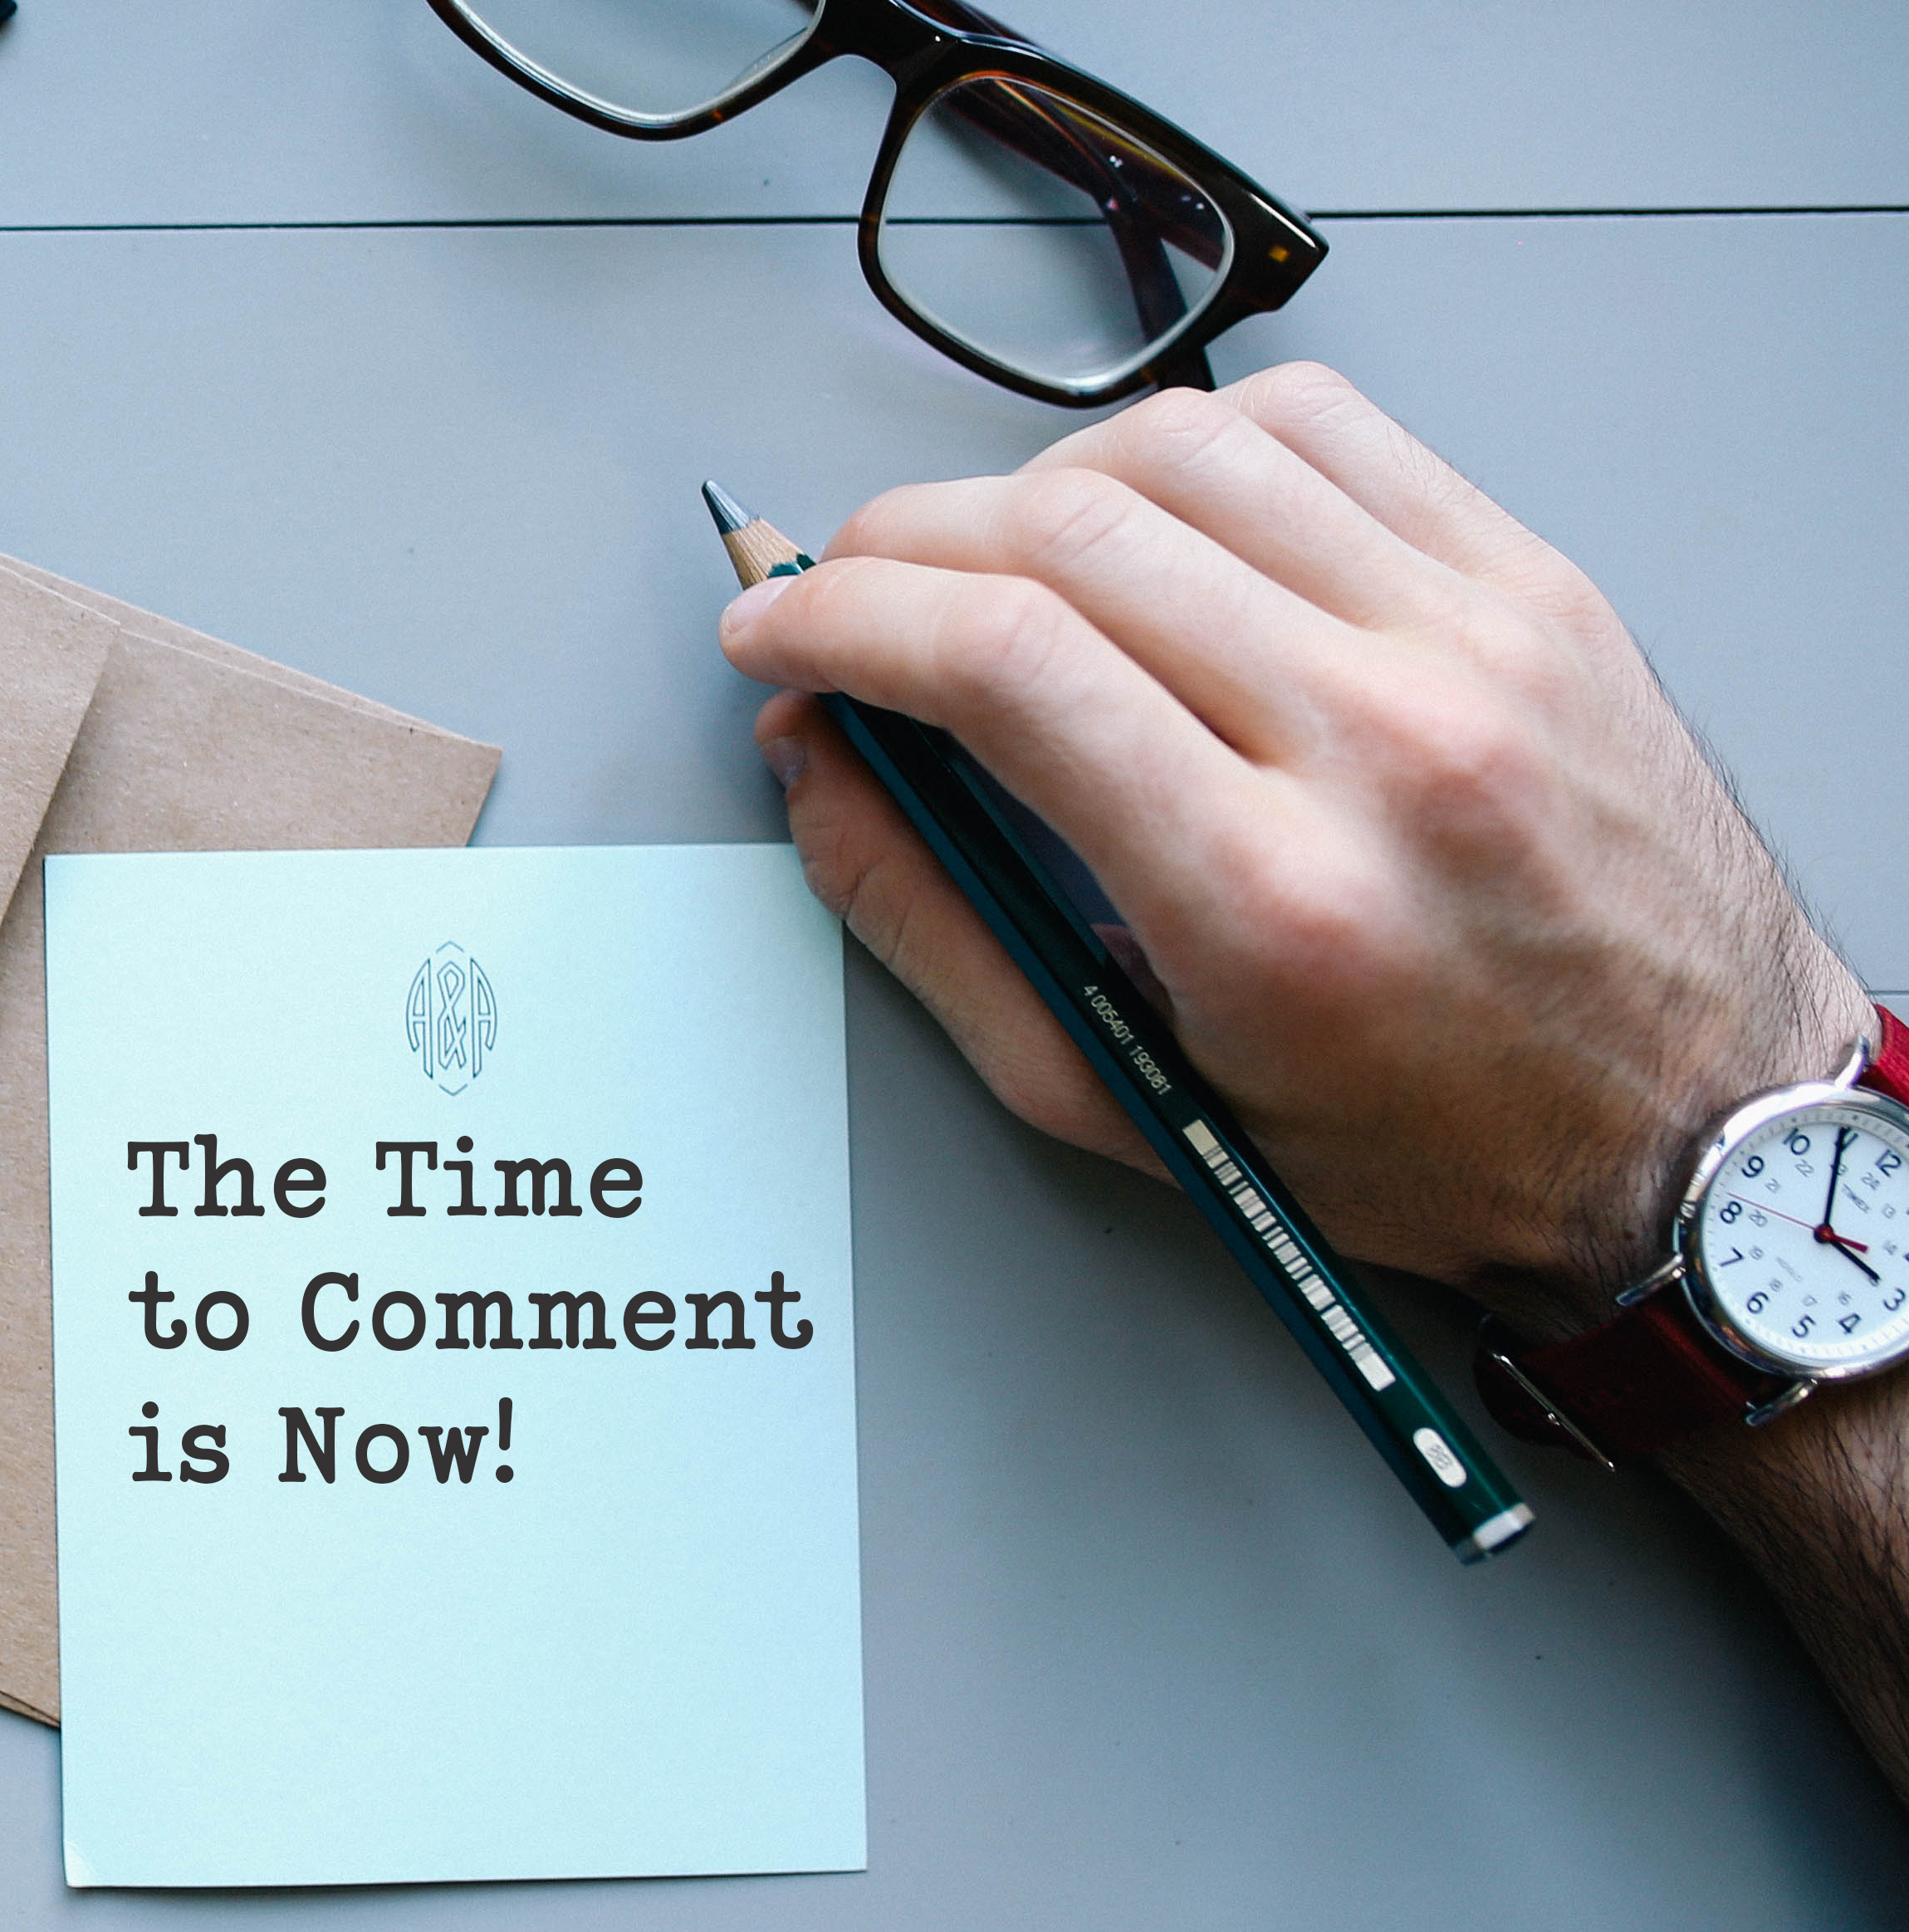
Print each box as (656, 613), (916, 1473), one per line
(701, 478), (756, 538)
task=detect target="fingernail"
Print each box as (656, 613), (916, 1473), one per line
(720, 574), (795, 641)
(760, 734), (808, 791)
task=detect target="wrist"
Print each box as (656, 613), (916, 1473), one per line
(1499, 951), (1876, 1343)
(1476, 970), (1909, 1468)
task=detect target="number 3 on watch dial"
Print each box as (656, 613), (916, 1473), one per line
(1693, 1097), (1909, 1374)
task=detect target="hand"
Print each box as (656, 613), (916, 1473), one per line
(718, 363), (1909, 1794)
(718, 363), (1868, 1337)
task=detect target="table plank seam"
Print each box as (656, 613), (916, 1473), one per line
(5, 205), (1908, 237)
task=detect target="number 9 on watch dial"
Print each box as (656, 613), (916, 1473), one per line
(1692, 1097), (1909, 1375)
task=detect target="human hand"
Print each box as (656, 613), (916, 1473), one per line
(718, 363), (1869, 1336)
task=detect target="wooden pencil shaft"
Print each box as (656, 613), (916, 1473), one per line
(722, 521), (807, 588)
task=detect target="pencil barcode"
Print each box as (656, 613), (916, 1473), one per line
(1182, 1119), (1396, 1391)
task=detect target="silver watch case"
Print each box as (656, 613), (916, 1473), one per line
(1633, 1038), (1909, 1404)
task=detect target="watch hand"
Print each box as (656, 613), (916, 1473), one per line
(1724, 1195), (1872, 1250)
(1728, 1196), (1832, 1233)
(1828, 1237), (1882, 1285)
(1824, 1126), (1850, 1230)
(1827, 1229), (1872, 1251)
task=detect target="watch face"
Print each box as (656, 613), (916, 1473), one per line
(1693, 1095), (1909, 1373)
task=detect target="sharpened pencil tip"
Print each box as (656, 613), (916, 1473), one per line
(701, 479), (756, 537)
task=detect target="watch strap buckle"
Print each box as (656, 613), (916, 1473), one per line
(1476, 1338), (1618, 1470)
(1474, 1291), (1789, 1465)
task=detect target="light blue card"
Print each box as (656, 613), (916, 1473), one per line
(44, 845), (864, 1888)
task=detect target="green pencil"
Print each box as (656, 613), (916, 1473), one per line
(705, 480), (1534, 1563)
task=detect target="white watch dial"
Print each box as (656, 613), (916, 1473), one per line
(1696, 1100), (1909, 1370)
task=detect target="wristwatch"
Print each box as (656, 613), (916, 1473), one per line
(1476, 1004), (1909, 1466)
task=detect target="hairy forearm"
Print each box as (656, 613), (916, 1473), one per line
(1512, 954), (1909, 1797)
(1668, 1383), (1909, 1801)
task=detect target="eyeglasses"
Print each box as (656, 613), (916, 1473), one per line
(423, 0), (1327, 407)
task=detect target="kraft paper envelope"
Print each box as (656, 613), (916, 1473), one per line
(0, 557), (500, 1724)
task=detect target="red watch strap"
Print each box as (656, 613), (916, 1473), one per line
(1476, 1299), (1779, 1464)
(1475, 1005), (1905, 1465)
(1861, 1003), (1909, 1106)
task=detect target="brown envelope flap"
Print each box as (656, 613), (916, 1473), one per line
(39, 629), (501, 853)
(0, 618), (501, 1729)
(0, 553), (447, 731)
(0, 567), (115, 923)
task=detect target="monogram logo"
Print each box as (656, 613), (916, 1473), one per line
(404, 943), (497, 1095)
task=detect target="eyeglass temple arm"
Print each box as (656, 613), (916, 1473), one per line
(1016, 91), (1216, 389)
(1106, 236), (1216, 391)
(789, 0), (1225, 269)
(1147, 341), (1217, 393)
(903, 0), (1226, 268)
(937, 76), (1216, 389)
(897, 0), (1226, 387)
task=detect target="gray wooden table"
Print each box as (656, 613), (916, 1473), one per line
(4, 5), (1907, 1926)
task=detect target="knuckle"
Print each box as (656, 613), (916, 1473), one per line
(796, 836), (860, 925)
(1001, 467), (1135, 577)
(1522, 551), (1629, 643)
(1217, 821), (1412, 1005)
(1117, 383), (1241, 465)
(1241, 359), (1363, 433)
(1401, 579), (1573, 707)
(791, 800), (874, 927)
(1393, 568), (1483, 643)
(827, 483), (925, 559)
(1328, 648), (1552, 830)
(939, 574), (1074, 712)
(1393, 689), (1547, 839)
(796, 805), (918, 971)
(1407, 437), (1483, 518)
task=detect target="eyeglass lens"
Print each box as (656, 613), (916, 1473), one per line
(878, 81), (1231, 389)
(459, 0), (818, 120)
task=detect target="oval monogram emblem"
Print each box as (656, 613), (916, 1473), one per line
(405, 942), (497, 1095)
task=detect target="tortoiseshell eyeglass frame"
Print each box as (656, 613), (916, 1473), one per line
(423, 0), (1326, 406)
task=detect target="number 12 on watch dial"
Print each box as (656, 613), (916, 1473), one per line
(1696, 1100), (1909, 1373)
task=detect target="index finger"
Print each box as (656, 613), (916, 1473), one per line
(718, 551), (1291, 942)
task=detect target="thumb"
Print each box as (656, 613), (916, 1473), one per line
(756, 689), (1166, 1180)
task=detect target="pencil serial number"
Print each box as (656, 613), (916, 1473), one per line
(1082, 985), (1172, 1094)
